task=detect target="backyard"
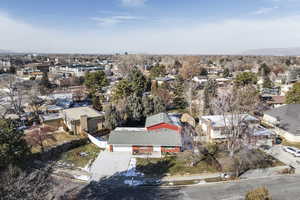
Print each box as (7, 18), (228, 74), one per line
(25, 130), (83, 153)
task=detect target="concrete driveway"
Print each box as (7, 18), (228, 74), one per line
(267, 145), (300, 173)
(90, 151), (131, 181)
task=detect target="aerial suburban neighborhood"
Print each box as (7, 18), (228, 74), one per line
(2, 1), (300, 200)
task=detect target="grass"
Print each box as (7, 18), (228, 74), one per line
(204, 177), (226, 183)
(136, 156), (219, 177)
(29, 132), (82, 153)
(58, 143), (101, 168)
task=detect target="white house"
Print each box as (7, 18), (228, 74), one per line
(200, 114), (273, 145)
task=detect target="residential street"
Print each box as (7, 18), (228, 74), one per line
(64, 174), (300, 199)
(143, 175), (300, 200)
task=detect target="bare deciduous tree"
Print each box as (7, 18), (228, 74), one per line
(0, 165), (55, 200)
(212, 85), (260, 157)
(25, 125), (57, 153)
(0, 75), (26, 119)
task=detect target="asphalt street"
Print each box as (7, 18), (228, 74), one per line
(160, 175), (300, 200)
(59, 174), (300, 200)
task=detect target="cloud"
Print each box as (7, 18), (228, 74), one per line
(251, 6), (279, 15)
(1, 11), (300, 54)
(120, 0), (147, 7)
(91, 15), (141, 26)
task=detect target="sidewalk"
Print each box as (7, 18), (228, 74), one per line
(240, 166), (289, 179)
(161, 173), (220, 182)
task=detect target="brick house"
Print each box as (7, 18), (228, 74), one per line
(145, 113), (181, 131)
(107, 113), (182, 155)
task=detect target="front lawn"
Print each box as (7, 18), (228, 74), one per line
(58, 143), (101, 168)
(136, 147), (284, 178)
(136, 156), (219, 177)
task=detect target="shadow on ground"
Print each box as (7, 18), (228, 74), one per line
(59, 163), (182, 200)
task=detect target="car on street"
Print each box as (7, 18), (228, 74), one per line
(283, 146), (300, 157)
(294, 150), (300, 157)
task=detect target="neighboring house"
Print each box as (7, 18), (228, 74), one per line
(40, 113), (63, 128)
(199, 114), (273, 144)
(61, 106), (105, 135)
(107, 113), (183, 155)
(263, 104), (300, 142)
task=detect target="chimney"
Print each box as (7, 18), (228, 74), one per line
(80, 115), (88, 133)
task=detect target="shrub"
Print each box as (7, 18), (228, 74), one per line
(245, 187), (272, 200)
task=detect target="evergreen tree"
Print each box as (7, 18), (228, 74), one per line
(153, 95), (166, 114)
(199, 68), (208, 76)
(104, 104), (118, 130)
(262, 76), (274, 89)
(142, 95), (154, 117)
(149, 64), (166, 79)
(84, 71), (108, 94)
(235, 72), (257, 86)
(127, 93), (144, 122)
(127, 67), (148, 96)
(112, 79), (132, 101)
(112, 68), (149, 101)
(203, 79), (218, 115)
(286, 82), (300, 104)
(0, 119), (30, 169)
(223, 68), (230, 78)
(173, 76), (187, 109)
(259, 63), (271, 76)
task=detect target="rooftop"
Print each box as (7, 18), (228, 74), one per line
(108, 129), (182, 146)
(40, 113), (62, 122)
(62, 106), (104, 121)
(145, 112), (182, 128)
(264, 104), (300, 136)
(201, 114), (259, 128)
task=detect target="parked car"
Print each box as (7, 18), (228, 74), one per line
(283, 146), (299, 156)
(294, 150), (300, 157)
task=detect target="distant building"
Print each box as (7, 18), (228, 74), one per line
(49, 64), (105, 77)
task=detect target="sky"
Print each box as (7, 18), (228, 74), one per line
(1, 0), (300, 54)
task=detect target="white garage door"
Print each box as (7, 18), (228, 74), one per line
(113, 146), (132, 153)
(153, 146), (161, 152)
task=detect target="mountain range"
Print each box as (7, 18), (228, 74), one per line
(243, 47), (300, 56)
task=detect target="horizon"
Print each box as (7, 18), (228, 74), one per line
(1, 0), (300, 54)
